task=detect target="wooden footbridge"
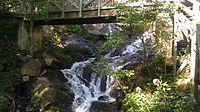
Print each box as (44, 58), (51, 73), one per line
(0, 0), (121, 53)
(0, 0), (120, 25)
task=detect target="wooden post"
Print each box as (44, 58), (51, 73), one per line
(98, 0), (101, 17)
(62, 0), (65, 18)
(194, 24), (200, 102)
(79, 0), (82, 17)
(32, 26), (42, 52)
(29, 0), (35, 55)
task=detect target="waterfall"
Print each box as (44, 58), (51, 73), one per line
(61, 24), (153, 111)
(61, 59), (116, 112)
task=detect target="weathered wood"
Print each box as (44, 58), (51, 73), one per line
(34, 16), (116, 25)
(62, 0), (65, 18)
(194, 24), (200, 102)
(34, 8), (116, 25)
(79, 0), (82, 17)
(98, 0), (101, 16)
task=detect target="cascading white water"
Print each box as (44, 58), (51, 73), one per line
(61, 59), (116, 112)
(61, 24), (153, 111)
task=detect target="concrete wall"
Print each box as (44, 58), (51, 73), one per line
(18, 21), (42, 52)
(18, 22), (29, 51)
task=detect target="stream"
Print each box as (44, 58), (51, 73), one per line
(61, 23), (152, 112)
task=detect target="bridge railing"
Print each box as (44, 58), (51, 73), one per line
(46, 0), (114, 17)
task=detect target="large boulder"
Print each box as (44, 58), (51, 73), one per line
(31, 70), (74, 112)
(98, 95), (109, 101)
(64, 43), (93, 60)
(42, 51), (63, 69)
(82, 64), (93, 83)
(20, 58), (42, 77)
(89, 101), (116, 112)
(109, 88), (125, 110)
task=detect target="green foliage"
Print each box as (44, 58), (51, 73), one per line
(0, 95), (9, 112)
(122, 92), (150, 112)
(48, 46), (73, 64)
(92, 60), (114, 76)
(115, 70), (135, 78)
(0, 70), (20, 95)
(31, 95), (43, 112)
(115, 0), (163, 35)
(0, 20), (18, 44)
(97, 33), (126, 52)
(65, 25), (97, 40)
(92, 59), (135, 78)
(121, 80), (196, 112)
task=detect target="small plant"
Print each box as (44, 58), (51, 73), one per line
(92, 60), (114, 76)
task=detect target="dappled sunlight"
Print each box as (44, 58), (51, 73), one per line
(52, 33), (64, 48)
(175, 75), (193, 90)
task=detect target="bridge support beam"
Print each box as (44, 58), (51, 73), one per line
(32, 25), (42, 52)
(18, 21), (42, 53)
(18, 21), (29, 51)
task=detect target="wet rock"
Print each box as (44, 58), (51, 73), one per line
(31, 70), (74, 112)
(100, 75), (107, 92)
(89, 101), (116, 112)
(109, 88), (125, 99)
(16, 54), (27, 62)
(20, 58), (42, 77)
(82, 64), (93, 82)
(98, 95), (109, 101)
(64, 43), (93, 60)
(109, 88), (125, 110)
(42, 52), (63, 68)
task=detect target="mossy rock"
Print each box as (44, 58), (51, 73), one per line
(31, 70), (74, 112)
(20, 58), (42, 77)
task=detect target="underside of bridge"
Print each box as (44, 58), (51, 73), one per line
(34, 16), (116, 25)
(34, 8), (117, 25)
